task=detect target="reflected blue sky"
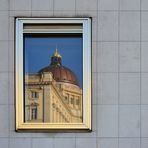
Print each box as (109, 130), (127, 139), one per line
(24, 37), (83, 87)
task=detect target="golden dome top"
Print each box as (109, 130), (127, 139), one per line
(52, 48), (62, 58)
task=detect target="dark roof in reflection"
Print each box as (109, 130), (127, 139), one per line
(38, 49), (80, 87)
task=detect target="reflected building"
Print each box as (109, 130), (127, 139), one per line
(25, 49), (83, 123)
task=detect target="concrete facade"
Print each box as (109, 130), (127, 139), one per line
(0, 0), (148, 147)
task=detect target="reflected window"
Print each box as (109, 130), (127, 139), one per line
(65, 96), (68, 103)
(32, 91), (38, 98)
(31, 107), (37, 120)
(65, 94), (70, 104)
(71, 96), (74, 104)
(76, 99), (80, 105)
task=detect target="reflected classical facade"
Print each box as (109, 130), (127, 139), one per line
(25, 49), (83, 123)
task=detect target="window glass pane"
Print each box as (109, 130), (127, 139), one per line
(24, 32), (83, 123)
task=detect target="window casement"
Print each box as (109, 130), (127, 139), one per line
(15, 18), (92, 132)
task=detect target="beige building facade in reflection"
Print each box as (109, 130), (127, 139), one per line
(25, 49), (83, 123)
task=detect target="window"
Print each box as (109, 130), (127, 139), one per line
(65, 94), (70, 104)
(67, 94), (69, 104)
(15, 18), (92, 131)
(71, 96), (74, 104)
(76, 99), (80, 105)
(65, 96), (68, 103)
(32, 91), (38, 98)
(31, 107), (37, 120)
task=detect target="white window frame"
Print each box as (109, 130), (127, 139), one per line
(15, 18), (92, 132)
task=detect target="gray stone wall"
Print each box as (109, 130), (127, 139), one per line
(0, 0), (148, 147)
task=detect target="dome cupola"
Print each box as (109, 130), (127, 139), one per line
(39, 49), (80, 87)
